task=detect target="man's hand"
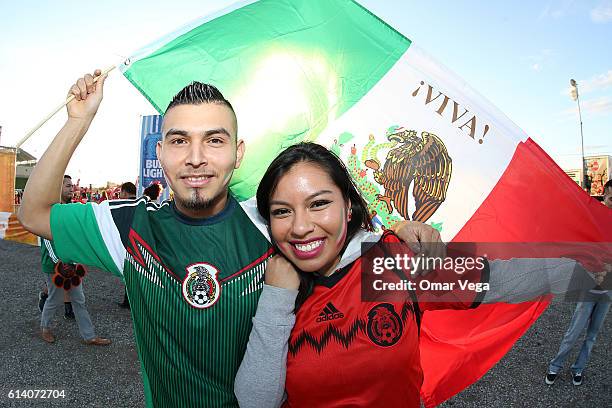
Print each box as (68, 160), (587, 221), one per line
(392, 220), (446, 275)
(67, 69), (107, 121)
(18, 69), (109, 239)
(265, 255), (300, 290)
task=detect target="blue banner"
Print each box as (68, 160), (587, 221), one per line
(138, 115), (169, 201)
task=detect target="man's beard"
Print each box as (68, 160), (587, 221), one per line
(176, 188), (221, 211)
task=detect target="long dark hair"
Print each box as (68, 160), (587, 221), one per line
(256, 142), (373, 310)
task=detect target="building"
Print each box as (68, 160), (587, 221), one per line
(563, 168), (583, 187)
(563, 155), (611, 197)
(15, 148), (37, 190)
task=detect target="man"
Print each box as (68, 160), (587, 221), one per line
(38, 176), (76, 320)
(38, 278), (75, 319)
(117, 182), (137, 309)
(19, 70), (439, 407)
(143, 183), (161, 202)
(39, 174), (111, 346)
(545, 179), (612, 386)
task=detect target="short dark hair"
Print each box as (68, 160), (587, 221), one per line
(143, 183), (161, 201)
(604, 179), (612, 195)
(120, 182), (137, 197)
(256, 142), (373, 310)
(63, 175), (71, 180)
(165, 82), (235, 116)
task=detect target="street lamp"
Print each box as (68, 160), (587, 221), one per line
(569, 79), (589, 192)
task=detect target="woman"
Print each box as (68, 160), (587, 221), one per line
(234, 143), (606, 407)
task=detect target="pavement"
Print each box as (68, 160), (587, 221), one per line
(0, 239), (609, 407)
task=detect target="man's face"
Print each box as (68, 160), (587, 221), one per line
(158, 103), (244, 218)
(61, 178), (73, 203)
(603, 188), (612, 209)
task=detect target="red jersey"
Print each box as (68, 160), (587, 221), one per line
(283, 232), (487, 407)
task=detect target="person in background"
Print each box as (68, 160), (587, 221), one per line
(38, 175), (76, 319)
(38, 284), (75, 319)
(39, 175), (111, 346)
(545, 179), (612, 386)
(143, 183), (161, 202)
(117, 181), (137, 310)
(99, 190), (108, 203)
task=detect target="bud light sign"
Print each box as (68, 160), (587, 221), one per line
(138, 115), (168, 200)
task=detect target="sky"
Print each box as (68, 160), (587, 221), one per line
(1, 0), (611, 186)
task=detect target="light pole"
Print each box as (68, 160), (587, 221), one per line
(569, 79), (589, 192)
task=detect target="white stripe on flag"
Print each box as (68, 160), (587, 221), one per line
(318, 47), (528, 241)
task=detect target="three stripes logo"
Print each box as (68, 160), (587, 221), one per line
(316, 302), (344, 323)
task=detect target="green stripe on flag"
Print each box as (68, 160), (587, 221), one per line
(123, 0), (411, 199)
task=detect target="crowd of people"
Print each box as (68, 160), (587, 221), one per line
(15, 185), (130, 205)
(16, 69), (610, 408)
(15, 181), (164, 207)
(70, 185), (134, 203)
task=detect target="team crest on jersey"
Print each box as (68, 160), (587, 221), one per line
(366, 303), (403, 347)
(182, 263), (221, 309)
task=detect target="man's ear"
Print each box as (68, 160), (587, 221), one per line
(235, 139), (245, 169)
(156, 140), (163, 161)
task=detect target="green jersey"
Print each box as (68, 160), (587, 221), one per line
(50, 194), (272, 407)
(41, 238), (59, 273)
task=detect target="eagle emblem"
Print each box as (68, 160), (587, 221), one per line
(364, 127), (452, 223)
(366, 303), (403, 347)
(182, 263), (221, 309)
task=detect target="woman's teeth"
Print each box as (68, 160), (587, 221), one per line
(294, 240), (323, 252)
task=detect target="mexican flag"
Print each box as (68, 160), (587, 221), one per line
(120, 0), (611, 405)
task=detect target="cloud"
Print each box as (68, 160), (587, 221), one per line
(539, 0), (576, 19)
(585, 144), (610, 150)
(580, 70), (612, 92)
(561, 96), (612, 116)
(583, 96), (612, 113)
(560, 70), (612, 96)
(523, 49), (554, 72)
(591, 1), (612, 22)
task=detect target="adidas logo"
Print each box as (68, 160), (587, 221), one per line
(316, 302), (344, 323)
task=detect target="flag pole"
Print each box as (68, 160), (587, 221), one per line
(15, 65), (116, 149)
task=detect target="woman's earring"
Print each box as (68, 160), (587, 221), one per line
(348, 208), (352, 221)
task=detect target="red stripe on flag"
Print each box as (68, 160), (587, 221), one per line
(420, 138), (612, 407)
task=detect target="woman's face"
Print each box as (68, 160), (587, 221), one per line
(269, 162), (351, 276)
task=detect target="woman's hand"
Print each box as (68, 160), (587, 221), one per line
(392, 220), (446, 275)
(265, 255), (301, 290)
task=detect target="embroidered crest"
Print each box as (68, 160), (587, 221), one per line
(366, 303), (403, 347)
(182, 263), (221, 309)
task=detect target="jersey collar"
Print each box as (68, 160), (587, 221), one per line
(170, 194), (237, 226)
